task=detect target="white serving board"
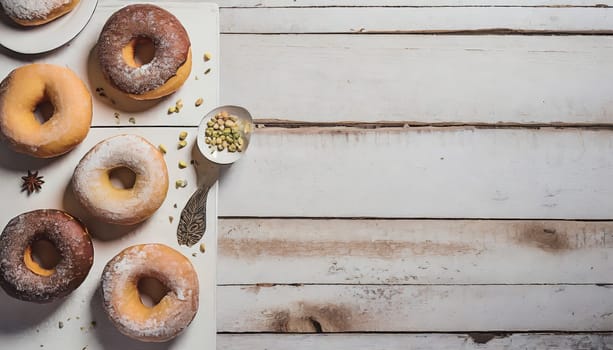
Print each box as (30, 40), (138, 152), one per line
(0, 2), (219, 349)
(0, 128), (217, 349)
(0, 1), (219, 127)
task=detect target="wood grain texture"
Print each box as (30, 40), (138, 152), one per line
(221, 35), (613, 124)
(218, 333), (613, 350)
(218, 219), (613, 284)
(218, 127), (613, 219)
(217, 284), (613, 332)
(221, 7), (613, 33)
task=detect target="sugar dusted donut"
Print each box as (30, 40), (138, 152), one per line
(0, 209), (93, 303)
(97, 4), (192, 100)
(0, 64), (92, 158)
(72, 134), (168, 225)
(0, 0), (80, 26)
(101, 244), (199, 342)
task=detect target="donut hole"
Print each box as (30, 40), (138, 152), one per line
(137, 277), (170, 307)
(124, 36), (155, 67)
(108, 167), (137, 190)
(24, 239), (61, 276)
(33, 99), (55, 125)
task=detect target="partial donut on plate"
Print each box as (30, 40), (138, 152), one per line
(101, 244), (199, 342)
(0, 209), (93, 303)
(0, 0), (81, 26)
(72, 134), (169, 225)
(0, 63), (92, 158)
(96, 4), (192, 100)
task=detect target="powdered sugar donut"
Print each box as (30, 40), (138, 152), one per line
(72, 134), (168, 225)
(101, 244), (199, 342)
(0, 209), (93, 303)
(0, 0), (80, 26)
(96, 4), (192, 100)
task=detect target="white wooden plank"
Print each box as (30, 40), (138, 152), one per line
(114, 0), (613, 7)
(218, 219), (613, 285)
(221, 7), (613, 33)
(213, 1), (613, 7)
(217, 284), (613, 332)
(221, 34), (613, 124)
(218, 333), (613, 350)
(0, 127), (217, 349)
(219, 127), (613, 219)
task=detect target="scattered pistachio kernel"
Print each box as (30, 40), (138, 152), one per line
(204, 68), (211, 75)
(195, 97), (203, 107)
(203, 52), (212, 61)
(176, 99), (183, 109)
(158, 144), (167, 154)
(178, 140), (187, 149)
(178, 160), (187, 169)
(192, 252), (197, 257)
(168, 106), (177, 114)
(175, 179), (188, 188)
(179, 131), (188, 140)
(199, 243), (206, 253)
(169, 216), (174, 223)
(128, 117), (135, 124)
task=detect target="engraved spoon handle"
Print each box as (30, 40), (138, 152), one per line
(177, 181), (214, 247)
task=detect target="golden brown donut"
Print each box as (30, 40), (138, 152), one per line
(101, 244), (199, 342)
(97, 4), (192, 100)
(72, 134), (169, 225)
(0, 0), (80, 26)
(0, 63), (92, 158)
(0, 209), (93, 303)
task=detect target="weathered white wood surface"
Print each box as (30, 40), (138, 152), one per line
(219, 127), (613, 219)
(204, 0), (612, 347)
(218, 284), (613, 332)
(218, 219), (613, 284)
(220, 35), (613, 124)
(221, 7), (613, 33)
(211, 0), (613, 6)
(218, 333), (613, 350)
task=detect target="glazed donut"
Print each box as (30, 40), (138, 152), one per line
(97, 4), (192, 100)
(0, 0), (80, 26)
(72, 134), (169, 225)
(101, 244), (199, 342)
(0, 209), (93, 303)
(0, 64), (92, 158)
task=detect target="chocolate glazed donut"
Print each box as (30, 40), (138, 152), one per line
(0, 209), (93, 303)
(96, 4), (191, 99)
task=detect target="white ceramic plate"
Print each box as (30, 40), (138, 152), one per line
(197, 105), (254, 165)
(0, 0), (98, 54)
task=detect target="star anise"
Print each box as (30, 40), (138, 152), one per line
(21, 170), (44, 195)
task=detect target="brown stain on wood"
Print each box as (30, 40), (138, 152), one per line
(468, 332), (512, 344)
(514, 223), (571, 252)
(269, 303), (352, 333)
(219, 237), (478, 259)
